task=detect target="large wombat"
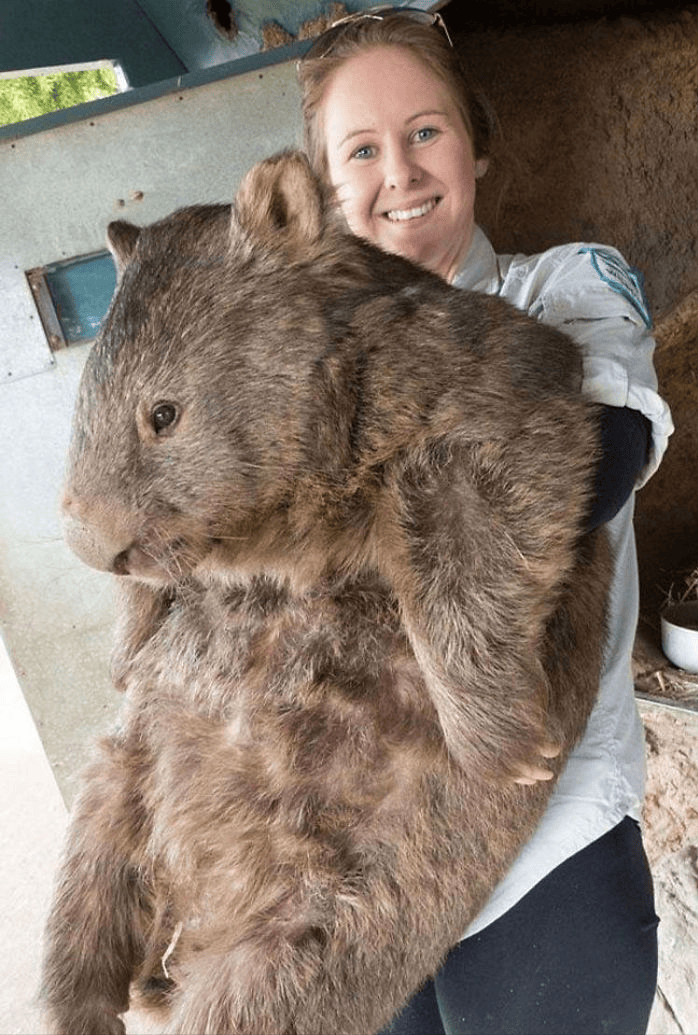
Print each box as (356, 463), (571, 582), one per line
(42, 151), (610, 1035)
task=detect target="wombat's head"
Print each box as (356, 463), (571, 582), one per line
(62, 152), (357, 585)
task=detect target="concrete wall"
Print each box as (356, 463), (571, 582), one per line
(0, 56), (300, 804)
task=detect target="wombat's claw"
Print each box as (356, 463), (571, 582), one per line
(513, 764), (554, 786)
(512, 741), (561, 785)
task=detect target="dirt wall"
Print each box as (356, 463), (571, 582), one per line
(457, 7), (698, 619)
(461, 6), (698, 315)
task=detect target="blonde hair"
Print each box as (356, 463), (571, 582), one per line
(297, 11), (497, 182)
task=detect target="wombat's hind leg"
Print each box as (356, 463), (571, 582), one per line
(41, 741), (153, 1035)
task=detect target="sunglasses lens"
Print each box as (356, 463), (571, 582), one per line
(304, 6), (452, 60)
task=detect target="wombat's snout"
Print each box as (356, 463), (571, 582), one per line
(62, 492), (201, 582)
(62, 492), (138, 575)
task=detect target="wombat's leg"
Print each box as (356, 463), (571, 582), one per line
(42, 737), (152, 1035)
(169, 940), (376, 1035)
(167, 914), (440, 1035)
(167, 950), (281, 1035)
(380, 438), (592, 783)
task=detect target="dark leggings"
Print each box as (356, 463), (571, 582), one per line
(380, 817), (659, 1035)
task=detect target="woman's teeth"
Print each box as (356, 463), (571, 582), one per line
(385, 198), (438, 222)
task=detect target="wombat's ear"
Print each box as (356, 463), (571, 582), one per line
(107, 220), (141, 278)
(233, 150), (324, 260)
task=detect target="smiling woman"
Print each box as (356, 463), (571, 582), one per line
(320, 45), (488, 281)
(297, 8), (672, 1035)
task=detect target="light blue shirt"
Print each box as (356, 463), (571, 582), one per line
(453, 227), (673, 937)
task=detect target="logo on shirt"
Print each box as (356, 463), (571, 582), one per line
(578, 248), (652, 328)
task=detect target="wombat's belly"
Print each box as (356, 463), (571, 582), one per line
(121, 571), (550, 997)
(118, 573), (552, 1028)
(129, 575), (453, 906)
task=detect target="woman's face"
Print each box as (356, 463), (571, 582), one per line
(321, 45), (485, 282)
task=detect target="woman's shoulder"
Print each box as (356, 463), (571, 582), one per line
(499, 240), (652, 329)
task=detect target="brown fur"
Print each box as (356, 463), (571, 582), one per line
(43, 151), (611, 1035)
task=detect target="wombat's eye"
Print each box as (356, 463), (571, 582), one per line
(151, 402), (179, 434)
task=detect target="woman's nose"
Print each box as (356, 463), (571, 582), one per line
(384, 144), (422, 190)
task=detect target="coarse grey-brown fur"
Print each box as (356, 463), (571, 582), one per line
(42, 150), (611, 1035)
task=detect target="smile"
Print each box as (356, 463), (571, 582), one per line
(384, 198), (439, 222)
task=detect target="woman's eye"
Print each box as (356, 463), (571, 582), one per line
(351, 143), (375, 160)
(414, 126), (438, 143)
(151, 402), (179, 434)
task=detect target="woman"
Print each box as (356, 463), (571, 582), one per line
(297, 8), (673, 1035)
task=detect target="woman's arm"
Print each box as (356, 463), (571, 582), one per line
(586, 405), (651, 530)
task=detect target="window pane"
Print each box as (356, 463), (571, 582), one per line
(0, 64), (122, 127)
(45, 252), (117, 343)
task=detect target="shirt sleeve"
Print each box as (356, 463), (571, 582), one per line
(530, 245), (673, 487)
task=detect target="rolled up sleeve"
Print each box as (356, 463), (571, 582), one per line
(531, 246), (673, 487)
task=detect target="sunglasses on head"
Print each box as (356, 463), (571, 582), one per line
(304, 5), (454, 60)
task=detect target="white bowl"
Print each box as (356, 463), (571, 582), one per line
(661, 600), (698, 673)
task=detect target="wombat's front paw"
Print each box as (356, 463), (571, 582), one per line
(453, 699), (562, 787)
(512, 740), (561, 785)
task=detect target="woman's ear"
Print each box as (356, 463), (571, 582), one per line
(475, 157), (490, 179)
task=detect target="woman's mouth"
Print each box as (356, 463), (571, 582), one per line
(384, 197), (439, 222)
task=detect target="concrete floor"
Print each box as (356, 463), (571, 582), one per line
(0, 635), (67, 1035)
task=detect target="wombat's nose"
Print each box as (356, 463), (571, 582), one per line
(62, 492), (139, 574)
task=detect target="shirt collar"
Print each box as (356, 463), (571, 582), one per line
(451, 225), (502, 295)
